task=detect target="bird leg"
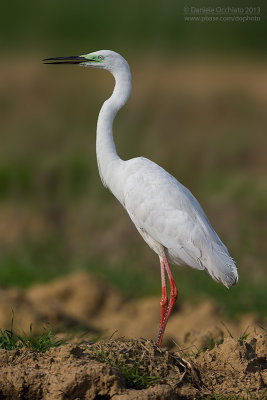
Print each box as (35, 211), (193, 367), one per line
(159, 259), (168, 327)
(156, 257), (178, 346)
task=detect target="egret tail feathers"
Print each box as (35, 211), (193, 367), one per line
(205, 243), (238, 288)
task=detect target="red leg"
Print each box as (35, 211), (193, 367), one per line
(156, 257), (178, 346)
(159, 259), (168, 327)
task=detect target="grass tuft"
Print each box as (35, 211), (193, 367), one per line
(0, 315), (65, 352)
(239, 328), (251, 342)
(92, 344), (161, 389)
(85, 338), (194, 390)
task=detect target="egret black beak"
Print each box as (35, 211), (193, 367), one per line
(42, 56), (90, 65)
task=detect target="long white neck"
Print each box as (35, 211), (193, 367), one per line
(96, 62), (131, 198)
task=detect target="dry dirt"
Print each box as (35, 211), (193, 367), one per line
(0, 271), (266, 399)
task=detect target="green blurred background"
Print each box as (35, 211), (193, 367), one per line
(0, 0), (266, 317)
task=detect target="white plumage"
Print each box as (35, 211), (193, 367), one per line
(44, 50), (238, 345)
(123, 157), (237, 287)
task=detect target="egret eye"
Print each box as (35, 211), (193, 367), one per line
(98, 55), (103, 60)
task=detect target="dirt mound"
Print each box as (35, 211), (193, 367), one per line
(0, 271), (265, 352)
(0, 272), (124, 336)
(195, 333), (267, 397)
(0, 344), (124, 400)
(0, 272), (266, 398)
(0, 334), (266, 399)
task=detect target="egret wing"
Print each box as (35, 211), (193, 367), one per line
(123, 158), (210, 262)
(122, 157), (237, 287)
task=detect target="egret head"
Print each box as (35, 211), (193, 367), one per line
(43, 50), (129, 74)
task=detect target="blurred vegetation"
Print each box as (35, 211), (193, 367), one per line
(1, 0), (267, 56)
(0, 1), (266, 318)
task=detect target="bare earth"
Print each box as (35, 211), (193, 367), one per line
(0, 271), (266, 399)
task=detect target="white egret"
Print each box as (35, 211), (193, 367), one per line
(43, 50), (238, 346)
